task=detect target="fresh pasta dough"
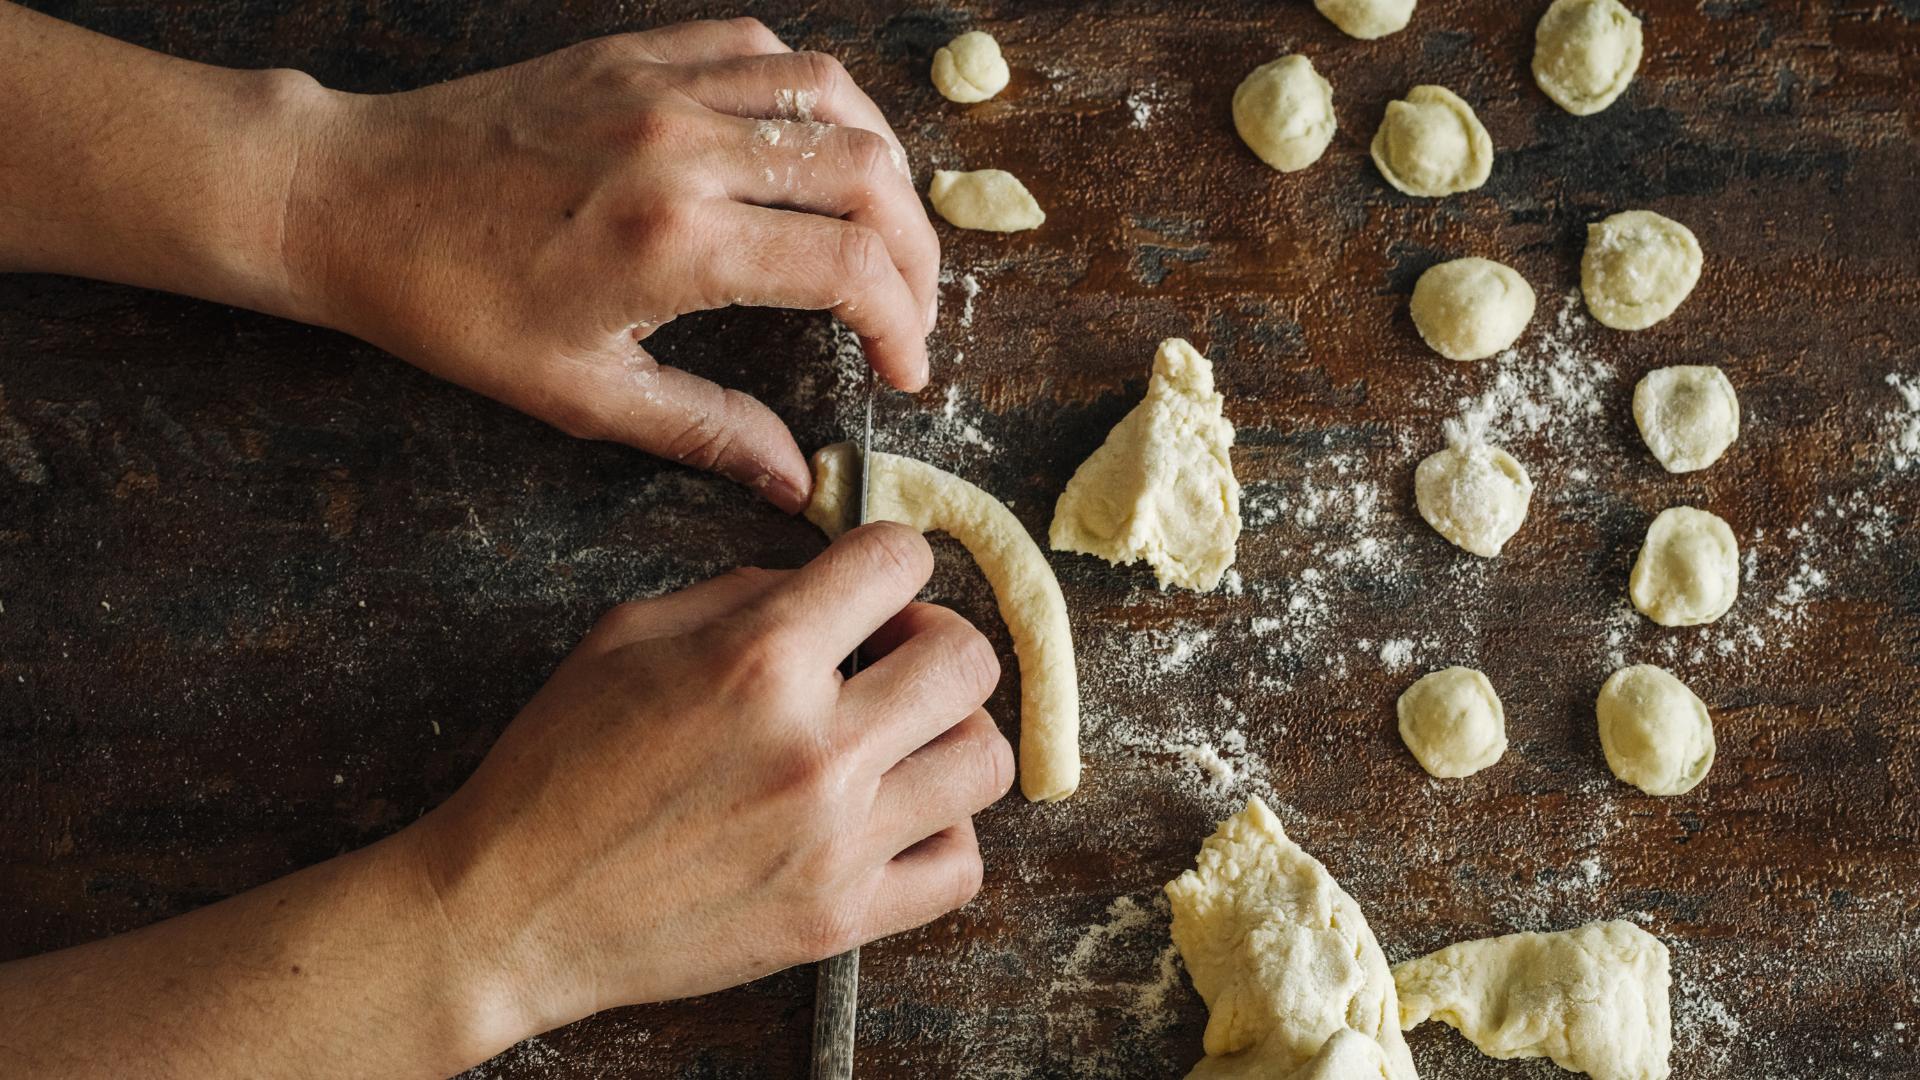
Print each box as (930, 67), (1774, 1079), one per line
(1629, 506), (1738, 626)
(1596, 664), (1715, 796)
(1371, 85), (1492, 197)
(1415, 439), (1534, 557)
(1167, 798), (1418, 1080)
(1397, 667), (1507, 778)
(1582, 211), (1702, 330)
(1050, 338), (1241, 592)
(1534, 0), (1644, 115)
(806, 443), (1079, 802)
(1409, 257), (1536, 361)
(928, 169), (1045, 232)
(1315, 0), (1414, 40)
(931, 31), (1009, 103)
(1233, 55), (1336, 173)
(1394, 920), (1672, 1080)
(1633, 366), (1739, 472)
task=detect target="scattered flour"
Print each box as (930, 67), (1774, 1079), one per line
(1884, 371), (1920, 470)
(1045, 892), (1186, 1077)
(1377, 637), (1414, 672)
(1448, 291), (1614, 450)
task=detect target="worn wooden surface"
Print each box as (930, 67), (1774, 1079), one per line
(4, 1), (1918, 1076)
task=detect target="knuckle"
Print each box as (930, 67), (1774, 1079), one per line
(947, 625), (1002, 701)
(664, 413), (738, 472)
(855, 522), (931, 590)
(839, 128), (893, 186)
(794, 905), (862, 959)
(796, 50), (849, 95)
(593, 598), (654, 637)
(727, 16), (785, 52)
(832, 225), (892, 294)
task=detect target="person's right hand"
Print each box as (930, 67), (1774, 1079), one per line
(408, 522), (1013, 1043)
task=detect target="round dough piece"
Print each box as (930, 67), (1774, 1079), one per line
(1414, 442), (1533, 558)
(1410, 258), (1537, 361)
(931, 31), (1009, 103)
(1398, 667), (1507, 778)
(928, 169), (1045, 232)
(1370, 86), (1493, 197)
(1633, 366), (1740, 472)
(1629, 506), (1738, 626)
(1596, 664), (1714, 796)
(1315, 0), (1415, 39)
(1582, 210), (1702, 330)
(1533, 0), (1644, 115)
(1233, 55), (1336, 173)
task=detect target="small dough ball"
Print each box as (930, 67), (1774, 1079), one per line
(931, 31), (1009, 104)
(1630, 506), (1738, 626)
(1233, 55), (1336, 173)
(1398, 667), (1507, 778)
(1316, 0), (1415, 39)
(1410, 258), (1537, 361)
(1415, 442), (1533, 558)
(1370, 86), (1493, 197)
(1634, 366), (1740, 472)
(1533, 0), (1644, 115)
(1582, 210), (1703, 330)
(1597, 664), (1715, 796)
(928, 169), (1045, 232)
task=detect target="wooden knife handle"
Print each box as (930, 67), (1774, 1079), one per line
(809, 946), (860, 1079)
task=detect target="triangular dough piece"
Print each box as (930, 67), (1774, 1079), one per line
(1050, 338), (1241, 591)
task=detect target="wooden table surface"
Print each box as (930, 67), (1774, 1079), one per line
(4, 1), (1918, 1076)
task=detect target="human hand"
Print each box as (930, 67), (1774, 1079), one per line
(282, 19), (940, 511)
(410, 522), (1012, 1039)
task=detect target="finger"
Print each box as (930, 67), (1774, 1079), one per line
(681, 50), (907, 169)
(717, 115), (940, 335)
(617, 17), (790, 64)
(841, 605), (1000, 763)
(732, 521), (932, 665)
(697, 205), (929, 391)
(576, 567), (790, 659)
(870, 710), (1013, 850)
(868, 819), (984, 940)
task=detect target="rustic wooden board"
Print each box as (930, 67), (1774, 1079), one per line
(3, 1), (1917, 1076)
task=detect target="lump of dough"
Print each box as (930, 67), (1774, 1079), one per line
(1166, 797), (1418, 1080)
(1394, 920), (1672, 1080)
(806, 443), (1079, 801)
(931, 31), (1009, 103)
(1414, 437), (1533, 558)
(1596, 664), (1715, 796)
(1582, 210), (1702, 330)
(1370, 85), (1492, 198)
(1233, 55), (1336, 173)
(928, 169), (1045, 232)
(1409, 257), (1536, 361)
(1397, 667), (1507, 779)
(1629, 506), (1738, 626)
(1633, 366), (1739, 473)
(1534, 0), (1644, 116)
(1050, 338), (1241, 592)
(1315, 0), (1414, 40)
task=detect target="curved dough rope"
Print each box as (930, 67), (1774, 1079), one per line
(805, 442), (1080, 802)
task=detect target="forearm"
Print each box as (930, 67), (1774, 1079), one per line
(0, 828), (533, 1079)
(0, 2), (323, 318)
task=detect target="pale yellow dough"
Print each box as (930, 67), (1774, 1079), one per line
(931, 31), (1009, 103)
(1233, 55), (1336, 173)
(1582, 210), (1702, 330)
(928, 169), (1045, 232)
(1534, 0), (1644, 116)
(1371, 85), (1492, 197)
(1409, 257), (1536, 361)
(1167, 798), (1418, 1080)
(1414, 439), (1533, 558)
(806, 444), (1079, 802)
(1315, 0), (1415, 40)
(1633, 365), (1739, 472)
(1629, 506), (1738, 626)
(1597, 664), (1715, 796)
(1050, 338), (1241, 592)
(1397, 667), (1507, 778)
(1394, 920), (1672, 1080)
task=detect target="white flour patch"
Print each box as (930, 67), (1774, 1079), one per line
(1883, 371), (1920, 470)
(1448, 291), (1615, 450)
(1044, 892), (1187, 1077)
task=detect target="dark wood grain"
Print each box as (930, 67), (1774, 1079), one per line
(3, 1), (1918, 1077)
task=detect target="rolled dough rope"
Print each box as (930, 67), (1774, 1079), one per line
(806, 442), (1081, 803)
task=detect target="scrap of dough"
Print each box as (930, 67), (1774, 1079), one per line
(1582, 211), (1702, 330)
(1414, 438), (1533, 558)
(1315, 0), (1415, 39)
(1165, 797), (1418, 1080)
(931, 31), (1009, 103)
(1629, 506), (1738, 626)
(1596, 664), (1715, 796)
(1533, 0), (1644, 116)
(1233, 55), (1337, 173)
(1394, 920), (1672, 1080)
(1370, 85), (1492, 198)
(928, 169), (1045, 232)
(1050, 338), (1241, 592)
(1633, 366), (1739, 473)
(1397, 667), (1507, 779)
(1409, 257), (1536, 361)
(806, 443), (1079, 802)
